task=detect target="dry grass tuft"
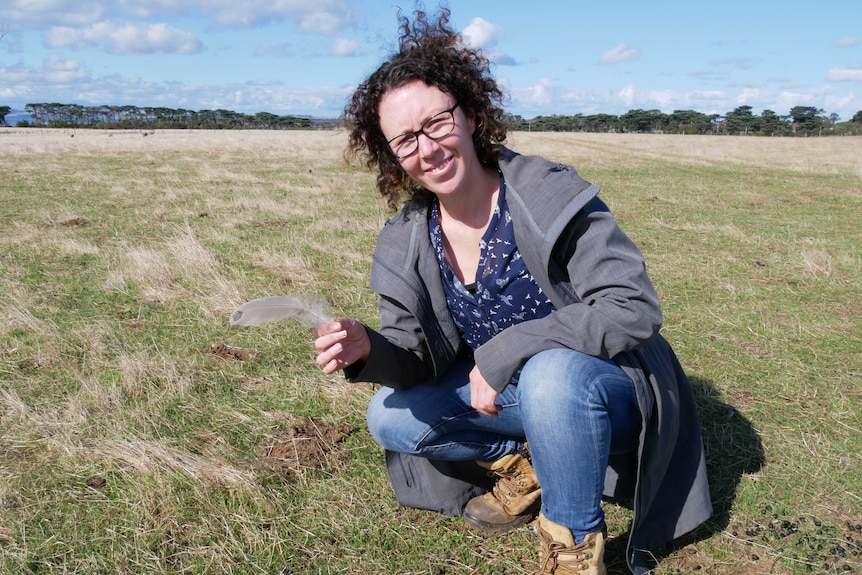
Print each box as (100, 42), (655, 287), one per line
(165, 222), (243, 314)
(114, 223), (241, 314)
(0, 289), (58, 338)
(92, 438), (257, 488)
(121, 247), (176, 302)
(798, 249), (834, 276)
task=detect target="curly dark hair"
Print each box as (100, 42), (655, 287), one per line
(343, 7), (508, 211)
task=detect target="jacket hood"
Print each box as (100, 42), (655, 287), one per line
(498, 147), (600, 238)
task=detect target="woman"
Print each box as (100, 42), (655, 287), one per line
(313, 9), (712, 575)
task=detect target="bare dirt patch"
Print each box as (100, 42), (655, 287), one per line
(36, 216), (88, 229)
(257, 417), (353, 474)
(206, 343), (256, 361)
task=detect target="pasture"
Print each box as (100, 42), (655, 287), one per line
(1, 128), (860, 574)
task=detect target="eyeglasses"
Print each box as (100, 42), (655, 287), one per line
(386, 103), (459, 159)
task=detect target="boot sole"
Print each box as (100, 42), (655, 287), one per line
(462, 503), (540, 533)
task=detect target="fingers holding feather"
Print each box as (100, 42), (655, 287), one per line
(313, 319), (344, 340)
(314, 327), (348, 353)
(316, 344), (345, 374)
(314, 334), (352, 374)
(313, 318), (371, 374)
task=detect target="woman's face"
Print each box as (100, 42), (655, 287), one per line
(378, 81), (479, 199)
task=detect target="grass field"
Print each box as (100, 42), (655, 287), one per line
(1, 128), (860, 574)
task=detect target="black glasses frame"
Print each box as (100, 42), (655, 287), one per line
(386, 103), (459, 159)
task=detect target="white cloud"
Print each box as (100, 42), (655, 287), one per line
(295, 9), (345, 35)
(685, 90), (728, 113)
(461, 17), (504, 49)
(771, 91), (818, 112)
(0, 0), (106, 27)
(822, 92), (857, 120)
(508, 78), (556, 112)
(331, 37), (358, 57)
(600, 44), (641, 65)
(645, 89), (676, 110)
(617, 84), (636, 107)
(115, 0), (186, 19)
(0, 53), (353, 115)
(835, 36), (859, 47)
(255, 36), (358, 59)
(3, 0), (356, 34)
(46, 21), (203, 54)
(196, 83), (354, 114)
(735, 87), (771, 107)
(44, 52), (80, 71)
(689, 90), (727, 101)
(44, 27), (78, 48)
(604, 87), (735, 116)
(0, 60), (42, 88)
(461, 18), (517, 66)
(526, 78), (556, 106)
(0, 54), (91, 94)
(171, 0), (355, 32)
(826, 65), (862, 82)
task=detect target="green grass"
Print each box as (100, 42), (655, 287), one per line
(1, 131), (860, 574)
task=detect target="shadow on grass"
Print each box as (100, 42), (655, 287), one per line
(691, 375), (766, 529)
(623, 375), (765, 573)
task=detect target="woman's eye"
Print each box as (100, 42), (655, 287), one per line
(425, 118), (446, 131)
(394, 135), (414, 149)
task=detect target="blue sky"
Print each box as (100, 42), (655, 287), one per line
(1, 0), (861, 121)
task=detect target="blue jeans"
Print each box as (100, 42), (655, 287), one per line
(366, 348), (641, 542)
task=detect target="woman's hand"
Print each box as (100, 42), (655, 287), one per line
(313, 318), (371, 375)
(469, 365), (501, 417)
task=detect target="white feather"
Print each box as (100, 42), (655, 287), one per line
(229, 295), (332, 327)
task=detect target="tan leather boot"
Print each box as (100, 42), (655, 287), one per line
(462, 452), (541, 532)
(535, 512), (607, 575)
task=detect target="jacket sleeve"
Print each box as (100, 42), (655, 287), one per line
(473, 198), (663, 392)
(343, 294), (434, 388)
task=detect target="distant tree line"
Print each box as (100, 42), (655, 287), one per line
(6, 103), (338, 130)
(506, 106), (862, 136)
(3, 102), (862, 136)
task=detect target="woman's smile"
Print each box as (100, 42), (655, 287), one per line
(425, 154), (453, 176)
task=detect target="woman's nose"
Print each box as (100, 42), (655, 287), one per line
(416, 131), (441, 158)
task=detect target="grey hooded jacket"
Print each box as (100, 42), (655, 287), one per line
(346, 148), (712, 574)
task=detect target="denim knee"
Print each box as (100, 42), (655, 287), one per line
(518, 348), (630, 408)
(366, 387), (402, 452)
(518, 348), (640, 457)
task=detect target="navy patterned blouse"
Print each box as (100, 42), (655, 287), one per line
(429, 177), (557, 351)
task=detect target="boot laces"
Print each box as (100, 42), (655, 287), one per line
(488, 467), (526, 504)
(538, 539), (595, 574)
